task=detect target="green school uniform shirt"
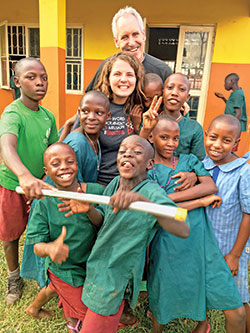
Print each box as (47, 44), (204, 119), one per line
(224, 89), (247, 132)
(0, 99), (58, 190)
(10, 75), (21, 99)
(81, 176), (183, 315)
(26, 183), (104, 287)
(175, 116), (206, 161)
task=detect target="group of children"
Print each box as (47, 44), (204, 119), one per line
(0, 56), (249, 333)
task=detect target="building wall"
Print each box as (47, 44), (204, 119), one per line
(204, 17), (250, 156)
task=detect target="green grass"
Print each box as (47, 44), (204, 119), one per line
(0, 234), (229, 332)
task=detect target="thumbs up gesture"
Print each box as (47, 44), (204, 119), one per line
(48, 226), (69, 264)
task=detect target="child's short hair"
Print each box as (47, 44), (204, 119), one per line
(15, 57), (45, 77)
(143, 73), (163, 88)
(80, 90), (110, 109)
(225, 73), (239, 82)
(208, 114), (241, 139)
(164, 72), (191, 92)
(158, 113), (179, 126)
(43, 142), (76, 165)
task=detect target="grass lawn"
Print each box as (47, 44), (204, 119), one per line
(0, 233), (232, 332)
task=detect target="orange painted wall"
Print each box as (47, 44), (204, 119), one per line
(204, 63), (250, 156)
(0, 90), (12, 113)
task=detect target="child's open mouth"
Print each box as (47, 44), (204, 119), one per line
(121, 161), (133, 168)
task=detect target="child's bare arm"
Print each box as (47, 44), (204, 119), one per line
(1, 133), (55, 199)
(214, 92), (227, 103)
(58, 114), (77, 142)
(168, 176), (217, 203)
(110, 191), (190, 238)
(58, 200), (103, 227)
(177, 194), (222, 211)
(34, 226), (69, 264)
(234, 107), (242, 121)
(139, 96), (162, 139)
(130, 104), (143, 135)
(224, 212), (250, 276)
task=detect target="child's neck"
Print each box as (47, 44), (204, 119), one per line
(20, 96), (40, 111)
(154, 154), (176, 168)
(162, 107), (182, 121)
(232, 83), (240, 91)
(118, 174), (147, 192)
(57, 179), (80, 192)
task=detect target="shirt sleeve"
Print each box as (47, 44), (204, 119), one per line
(190, 123), (206, 161)
(232, 91), (244, 109)
(239, 168), (250, 214)
(26, 200), (50, 245)
(48, 115), (59, 144)
(187, 154), (211, 177)
(0, 110), (21, 137)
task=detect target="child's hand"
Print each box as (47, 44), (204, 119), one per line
(110, 191), (148, 213)
(181, 102), (190, 116)
(19, 174), (56, 200)
(130, 104), (143, 134)
(142, 96), (162, 131)
(173, 172), (197, 191)
(224, 253), (239, 276)
(214, 92), (225, 99)
(48, 226), (69, 264)
(58, 198), (91, 217)
(200, 194), (222, 208)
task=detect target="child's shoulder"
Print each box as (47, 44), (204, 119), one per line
(38, 105), (56, 120)
(3, 99), (22, 114)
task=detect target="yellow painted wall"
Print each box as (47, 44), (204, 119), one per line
(213, 17), (250, 63)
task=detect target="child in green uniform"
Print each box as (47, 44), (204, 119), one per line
(215, 73), (247, 134)
(26, 143), (104, 332)
(147, 114), (246, 333)
(0, 57), (58, 305)
(60, 135), (190, 333)
(140, 72), (206, 161)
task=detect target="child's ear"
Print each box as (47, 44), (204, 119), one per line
(146, 159), (154, 171)
(13, 76), (20, 88)
(148, 134), (153, 144)
(205, 130), (208, 137)
(43, 166), (48, 175)
(233, 137), (240, 148)
(77, 107), (80, 116)
(186, 93), (191, 103)
(106, 111), (111, 121)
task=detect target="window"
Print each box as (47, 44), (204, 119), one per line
(0, 23), (83, 92)
(66, 28), (83, 91)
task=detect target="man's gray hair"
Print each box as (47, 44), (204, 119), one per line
(112, 6), (144, 39)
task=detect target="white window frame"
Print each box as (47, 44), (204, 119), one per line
(0, 21), (9, 89)
(175, 25), (215, 125)
(66, 25), (84, 94)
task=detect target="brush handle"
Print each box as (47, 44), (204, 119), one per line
(16, 186), (187, 222)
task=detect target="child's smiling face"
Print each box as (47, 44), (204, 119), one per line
(78, 94), (110, 137)
(152, 119), (180, 160)
(205, 120), (240, 165)
(43, 144), (78, 190)
(163, 74), (190, 112)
